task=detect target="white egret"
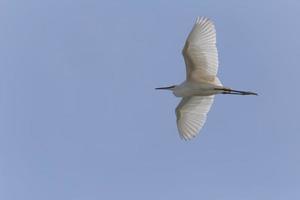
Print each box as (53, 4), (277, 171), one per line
(156, 17), (257, 140)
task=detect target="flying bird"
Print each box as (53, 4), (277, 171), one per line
(156, 17), (257, 140)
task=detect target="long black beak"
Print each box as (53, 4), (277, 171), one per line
(155, 85), (176, 90)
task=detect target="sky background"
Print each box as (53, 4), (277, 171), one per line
(1, 0), (300, 199)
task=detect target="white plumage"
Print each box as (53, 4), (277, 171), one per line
(156, 17), (257, 140)
(182, 17), (219, 82)
(176, 17), (219, 140)
(176, 95), (214, 140)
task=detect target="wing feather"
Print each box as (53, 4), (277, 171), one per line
(175, 96), (214, 140)
(182, 17), (219, 83)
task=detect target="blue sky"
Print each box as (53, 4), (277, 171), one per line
(1, 0), (300, 199)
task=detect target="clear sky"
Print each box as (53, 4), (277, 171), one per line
(1, 0), (300, 199)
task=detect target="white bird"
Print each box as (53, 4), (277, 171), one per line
(156, 17), (257, 140)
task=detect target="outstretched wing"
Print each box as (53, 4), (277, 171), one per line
(176, 96), (214, 140)
(182, 17), (219, 83)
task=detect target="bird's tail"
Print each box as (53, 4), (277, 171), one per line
(216, 87), (258, 95)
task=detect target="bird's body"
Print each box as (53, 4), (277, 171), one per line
(156, 17), (257, 140)
(172, 80), (223, 97)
